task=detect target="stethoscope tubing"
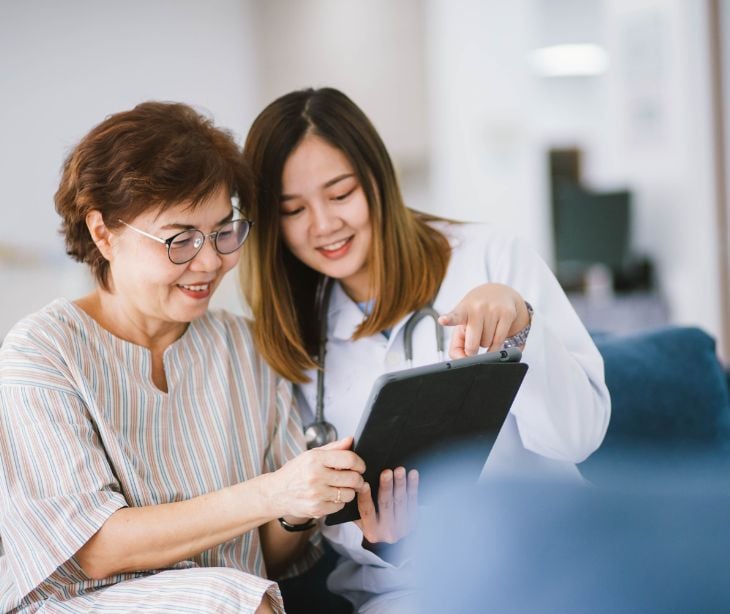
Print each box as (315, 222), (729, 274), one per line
(305, 276), (444, 448)
(314, 277), (335, 429)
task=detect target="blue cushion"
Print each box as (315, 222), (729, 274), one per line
(592, 326), (730, 451)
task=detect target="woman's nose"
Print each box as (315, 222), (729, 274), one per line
(311, 203), (341, 235)
(189, 235), (222, 271)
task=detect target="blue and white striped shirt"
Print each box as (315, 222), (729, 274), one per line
(0, 299), (314, 612)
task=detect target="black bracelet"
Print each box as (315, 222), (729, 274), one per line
(278, 517), (316, 532)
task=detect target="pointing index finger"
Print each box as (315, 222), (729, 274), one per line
(438, 310), (467, 327)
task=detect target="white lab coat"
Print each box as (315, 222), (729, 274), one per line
(294, 222), (611, 613)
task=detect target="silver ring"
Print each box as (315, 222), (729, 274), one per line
(335, 488), (342, 504)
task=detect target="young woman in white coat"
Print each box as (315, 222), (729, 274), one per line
(240, 87), (611, 613)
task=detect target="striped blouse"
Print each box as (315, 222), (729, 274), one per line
(0, 298), (315, 612)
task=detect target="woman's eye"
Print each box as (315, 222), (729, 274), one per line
(332, 188), (356, 202)
(281, 207), (303, 217)
(171, 236), (194, 248)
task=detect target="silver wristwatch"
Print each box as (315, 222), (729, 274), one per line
(502, 301), (533, 348)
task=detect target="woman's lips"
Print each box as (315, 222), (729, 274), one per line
(317, 236), (353, 260)
(177, 282), (212, 299)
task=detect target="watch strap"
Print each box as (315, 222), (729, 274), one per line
(503, 301), (533, 348)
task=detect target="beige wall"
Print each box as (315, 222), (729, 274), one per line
(1, 0), (725, 351)
(251, 0), (429, 165)
(0, 0), (260, 336)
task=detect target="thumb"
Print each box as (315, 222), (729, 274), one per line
(438, 309), (467, 327)
(318, 436), (353, 451)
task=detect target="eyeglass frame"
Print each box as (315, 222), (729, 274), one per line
(117, 207), (254, 265)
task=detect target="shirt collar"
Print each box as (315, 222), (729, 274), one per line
(327, 281), (368, 341)
(325, 281), (429, 345)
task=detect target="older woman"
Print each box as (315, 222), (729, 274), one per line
(0, 102), (365, 613)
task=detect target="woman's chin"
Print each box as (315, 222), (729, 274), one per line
(169, 299), (212, 323)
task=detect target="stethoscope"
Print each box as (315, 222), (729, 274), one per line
(304, 277), (446, 449)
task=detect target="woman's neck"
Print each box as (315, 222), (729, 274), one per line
(74, 289), (187, 354)
(339, 268), (373, 303)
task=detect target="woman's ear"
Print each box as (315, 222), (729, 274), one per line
(85, 210), (114, 260)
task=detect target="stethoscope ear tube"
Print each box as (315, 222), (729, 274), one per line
(402, 303), (444, 367)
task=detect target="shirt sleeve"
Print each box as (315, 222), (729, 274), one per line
(0, 320), (126, 598)
(485, 229), (611, 463)
(0, 355), (127, 600)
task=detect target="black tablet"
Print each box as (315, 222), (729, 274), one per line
(325, 348), (528, 526)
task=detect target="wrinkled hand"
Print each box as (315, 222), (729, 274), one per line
(438, 283), (529, 358)
(355, 467), (418, 545)
(267, 437), (365, 520)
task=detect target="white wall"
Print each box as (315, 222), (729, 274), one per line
(424, 0), (723, 352)
(594, 0), (721, 349)
(721, 0), (730, 357)
(1, 0), (724, 351)
(424, 0), (612, 262)
(250, 0), (431, 210)
(724, 0), (730, 232)
(425, 0), (551, 259)
(0, 0), (259, 336)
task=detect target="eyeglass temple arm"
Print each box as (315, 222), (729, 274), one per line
(118, 220), (167, 244)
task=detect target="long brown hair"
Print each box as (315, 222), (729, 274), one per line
(241, 88), (451, 383)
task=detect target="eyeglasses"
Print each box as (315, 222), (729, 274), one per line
(118, 208), (253, 265)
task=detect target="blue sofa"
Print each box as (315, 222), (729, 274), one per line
(582, 326), (730, 477)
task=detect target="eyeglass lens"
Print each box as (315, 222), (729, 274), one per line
(168, 219), (251, 264)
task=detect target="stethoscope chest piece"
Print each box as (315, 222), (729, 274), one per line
(304, 419), (338, 449)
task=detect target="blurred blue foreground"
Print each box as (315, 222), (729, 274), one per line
(410, 449), (730, 614)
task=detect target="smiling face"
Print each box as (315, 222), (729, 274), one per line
(106, 186), (240, 334)
(279, 134), (373, 302)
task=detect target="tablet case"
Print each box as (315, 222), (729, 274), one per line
(325, 348), (528, 526)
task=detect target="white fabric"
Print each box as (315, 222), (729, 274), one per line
(295, 222), (611, 611)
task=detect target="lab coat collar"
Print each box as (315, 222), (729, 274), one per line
(325, 222), (461, 343)
(326, 281), (427, 346)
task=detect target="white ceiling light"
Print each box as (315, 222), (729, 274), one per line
(529, 43), (609, 77)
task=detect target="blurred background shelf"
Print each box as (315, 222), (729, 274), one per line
(568, 290), (669, 335)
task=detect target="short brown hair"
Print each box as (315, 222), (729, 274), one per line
(241, 87), (451, 383)
(55, 101), (251, 289)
